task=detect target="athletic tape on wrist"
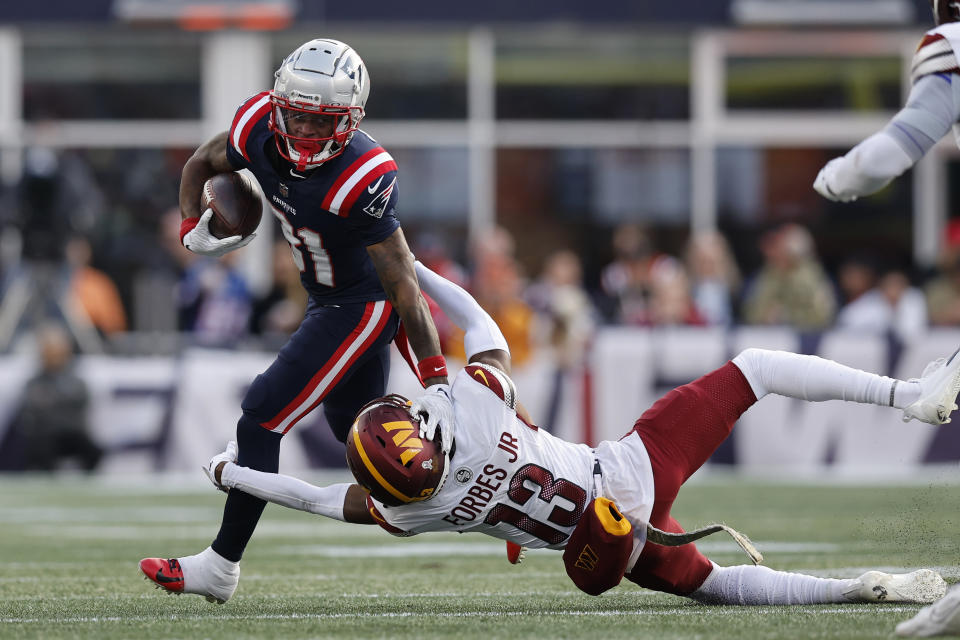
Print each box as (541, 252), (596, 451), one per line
(418, 355), (448, 380)
(180, 217), (200, 244)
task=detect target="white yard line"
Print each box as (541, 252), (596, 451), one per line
(1, 606), (923, 625)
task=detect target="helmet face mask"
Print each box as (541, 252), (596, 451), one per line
(932, 0), (960, 25)
(269, 39), (370, 170)
(345, 395), (450, 507)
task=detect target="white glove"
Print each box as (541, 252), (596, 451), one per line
(410, 384), (455, 454)
(813, 158), (857, 203)
(202, 440), (238, 492)
(182, 208), (256, 257)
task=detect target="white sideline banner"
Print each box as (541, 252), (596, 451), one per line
(0, 328), (957, 474)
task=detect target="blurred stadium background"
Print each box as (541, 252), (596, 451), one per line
(0, 0), (959, 478)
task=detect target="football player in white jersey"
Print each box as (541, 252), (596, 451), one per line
(195, 260), (959, 608)
(814, 1), (960, 202)
(813, 4), (960, 633)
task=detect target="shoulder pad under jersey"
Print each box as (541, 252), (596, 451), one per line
(912, 31), (960, 84)
(228, 92), (272, 165)
(463, 363), (518, 410)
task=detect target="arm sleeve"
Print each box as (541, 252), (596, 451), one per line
(821, 74), (956, 200)
(884, 73), (957, 161)
(219, 462), (350, 522)
(414, 260), (509, 359)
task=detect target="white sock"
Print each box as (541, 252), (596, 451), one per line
(691, 562), (859, 605)
(178, 546), (239, 598)
(732, 348), (919, 409)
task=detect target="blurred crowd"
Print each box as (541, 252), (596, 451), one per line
(6, 147), (960, 469)
(418, 219), (943, 369)
(0, 148), (958, 364)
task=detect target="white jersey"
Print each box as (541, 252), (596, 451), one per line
(911, 22), (960, 148)
(815, 23), (960, 202)
(369, 364), (656, 555)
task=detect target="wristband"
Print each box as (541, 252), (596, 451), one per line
(418, 355), (448, 379)
(179, 217), (200, 244)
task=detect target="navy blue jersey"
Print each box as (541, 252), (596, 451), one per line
(226, 91), (401, 303)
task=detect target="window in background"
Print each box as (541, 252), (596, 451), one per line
(388, 147), (469, 222)
(496, 147), (692, 278)
(68, 147), (194, 330)
(731, 0), (914, 26)
(495, 30), (690, 120)
(270, 31), (469, 120)
(716, 145), (913, 277)
(497, 148), (690, 224)
(725, 55), (902, 111)
(22, 29), (202, 120)
(944, 158), (960, 232)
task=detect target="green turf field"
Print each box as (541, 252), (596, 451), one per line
(2, 471), (960, 639)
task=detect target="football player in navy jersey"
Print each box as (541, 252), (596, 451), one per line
(139, 38), (456, 604)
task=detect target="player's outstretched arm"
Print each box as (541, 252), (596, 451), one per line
(369, 230), (456, 449)
(413, 260), (535, 424)
(368, 229), (447, 385)
(414, 260), (510, 372)
(814, 73), (957, 202)
(221, 461), (374, 524)
(205, 443), (375, 524)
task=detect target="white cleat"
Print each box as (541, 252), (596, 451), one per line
(896, 584), (960, 637)
(902, 349), (960, 425)
(139, 546), (239, 604)
(846, 570), (947, 604)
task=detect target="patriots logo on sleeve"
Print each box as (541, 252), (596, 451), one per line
(363, 176), (397, 219)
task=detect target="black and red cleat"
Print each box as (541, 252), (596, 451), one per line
(140, 557), (185, 594)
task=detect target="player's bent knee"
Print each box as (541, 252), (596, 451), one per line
(235, 415), (282, 471)
(241, 374), (275, 423)
(734, 347), (762, 366)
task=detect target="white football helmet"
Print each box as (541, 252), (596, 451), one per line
(269, 39), (370, 170)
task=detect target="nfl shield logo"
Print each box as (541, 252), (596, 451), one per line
(279, 182), (289, 198)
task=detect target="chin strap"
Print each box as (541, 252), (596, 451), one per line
(646, 522), (763, 566)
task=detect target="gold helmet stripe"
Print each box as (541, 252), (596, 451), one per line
(350, 422), (414, 504)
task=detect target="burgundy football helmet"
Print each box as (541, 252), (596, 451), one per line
(932, 0), (960, 25)
(345, 394), (449, 507)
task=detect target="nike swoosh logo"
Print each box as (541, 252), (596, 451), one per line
(290, 169), (307, 179)
(367, 176), (384, 194)
(154, 569), (182, 584)
(473, 369), (489, 385)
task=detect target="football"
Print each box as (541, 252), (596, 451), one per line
(201, 172), (263, 239)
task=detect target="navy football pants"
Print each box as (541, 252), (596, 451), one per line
(213, 298), (399, 561)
